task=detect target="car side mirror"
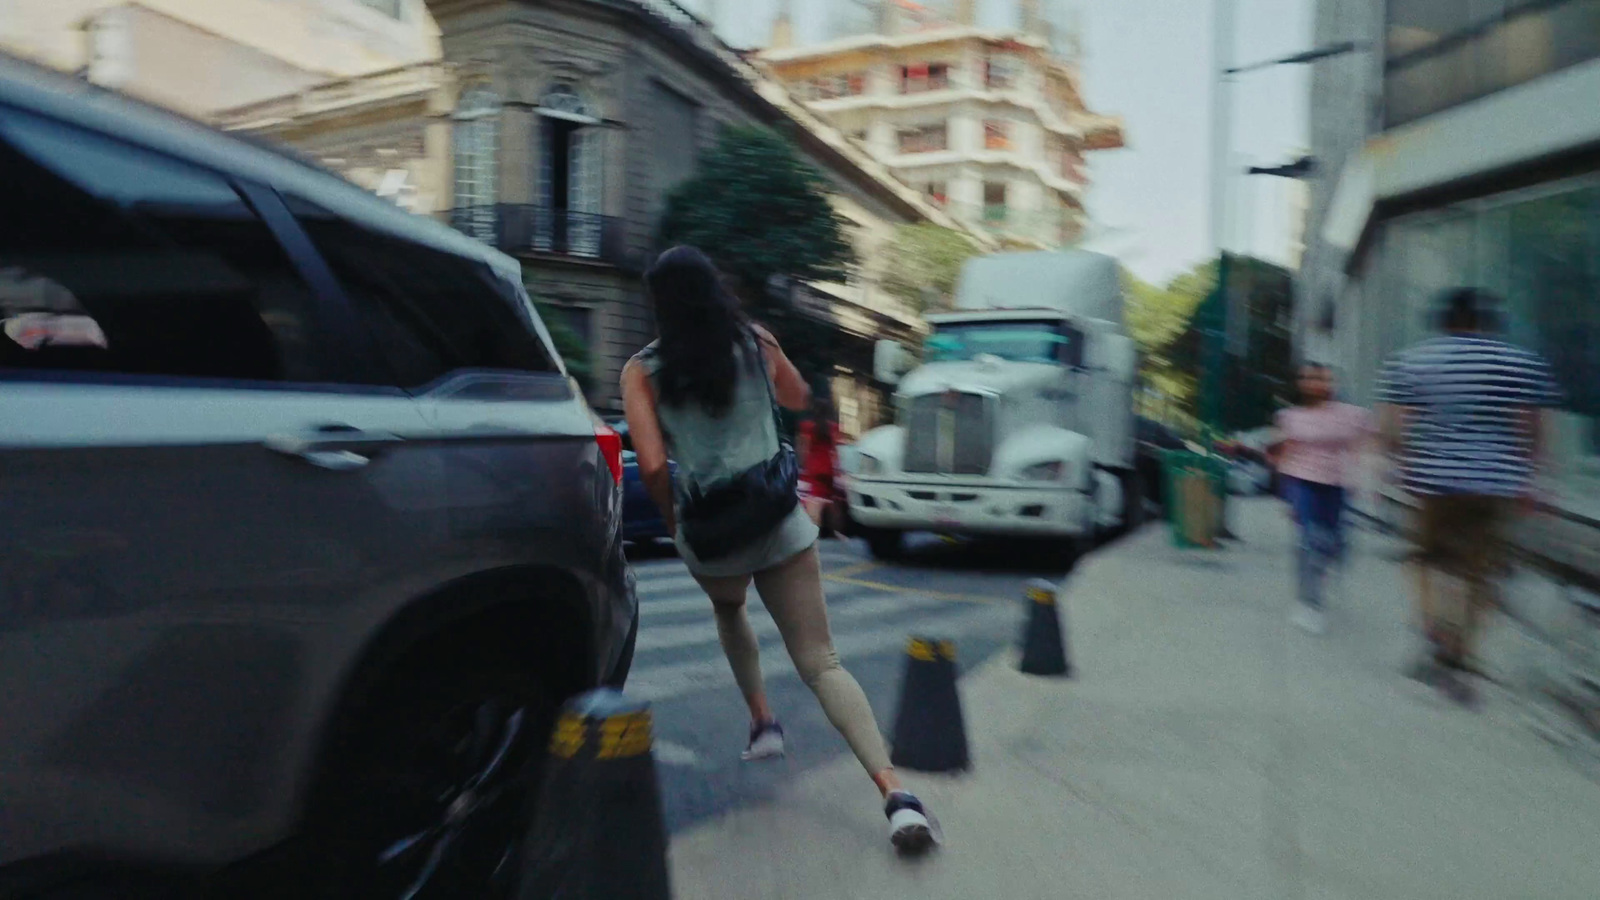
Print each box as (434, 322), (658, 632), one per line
(874, 339), (912, 385)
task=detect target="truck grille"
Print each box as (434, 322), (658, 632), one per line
(903, 392), (994, 475)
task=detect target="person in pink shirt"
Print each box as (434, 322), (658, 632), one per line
(1269, 363), (1375, 633)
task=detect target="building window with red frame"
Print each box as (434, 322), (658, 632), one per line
(984, 120), (1012, 150)
(900, 62), (950, 94)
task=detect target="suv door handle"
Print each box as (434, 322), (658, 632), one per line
(265, 428), (403, 470)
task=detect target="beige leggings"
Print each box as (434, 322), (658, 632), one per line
(694, 546), (893, 774)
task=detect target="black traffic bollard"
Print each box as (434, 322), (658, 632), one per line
(1019, 578), (1072, 677)
(520, 688), (670, 899)
(889, 636), (970, 773)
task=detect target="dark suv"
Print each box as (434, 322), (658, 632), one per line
(0, 56), (637, 898)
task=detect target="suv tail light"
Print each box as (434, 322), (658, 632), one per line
(595, 423), (624, 485)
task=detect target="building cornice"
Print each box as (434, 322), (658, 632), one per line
(209, 60), (450, 133)
(757, 26), (1049, 65)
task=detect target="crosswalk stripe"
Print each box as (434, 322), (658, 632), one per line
(633, 573), (701, 595)
(638, 581), (874, 620)
(625, 602), (1007, 702)
(632, 565), (877, 598)
(634, 590), (956, 654)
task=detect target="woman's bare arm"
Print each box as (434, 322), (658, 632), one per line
(751, 323), (811, 411)
(621, 358), (676, 536)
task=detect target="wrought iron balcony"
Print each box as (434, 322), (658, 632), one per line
(446, 205), (629, 266)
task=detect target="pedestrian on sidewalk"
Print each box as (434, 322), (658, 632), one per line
(1377, 287), (1562, 707)
(621, 246), (937, 853)
(1269, 363), (1374, 634)
(796, 395), (844, 538)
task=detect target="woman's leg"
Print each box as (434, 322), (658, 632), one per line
(1305, 484), (1340, 610)
(1286, 479), (1318, 607)
(752, 546), (897, 793)
(693, 572), (772, 725)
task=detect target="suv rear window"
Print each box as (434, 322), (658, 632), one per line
(0, 108), (335, 384)
(290, 203), (557, 389)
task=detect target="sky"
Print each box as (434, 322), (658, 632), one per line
(684, 0), (1317, 285)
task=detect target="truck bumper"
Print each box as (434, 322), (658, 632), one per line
(846, 479), (1092, 537)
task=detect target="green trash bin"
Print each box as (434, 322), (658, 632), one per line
(1160, 450), (1227, 549)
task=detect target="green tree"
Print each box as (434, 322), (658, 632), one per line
(659, 125), (855, 384)
(1124, 265), (1212, 428)
(660, 125), (854, 298)
(530, 293), (591, 394)
(879, 223), (984, 312)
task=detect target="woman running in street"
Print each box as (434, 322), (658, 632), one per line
(620, 246), (936, 853)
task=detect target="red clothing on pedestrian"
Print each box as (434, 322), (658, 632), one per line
(797, 420), (840, 499)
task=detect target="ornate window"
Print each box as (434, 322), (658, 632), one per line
(452, 86), (500, 242)
(535, 84), (604, 257)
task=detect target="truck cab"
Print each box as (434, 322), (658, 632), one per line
(842, 251), (1139, 559)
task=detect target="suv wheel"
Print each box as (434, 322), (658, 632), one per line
(305, 659), (557, 899)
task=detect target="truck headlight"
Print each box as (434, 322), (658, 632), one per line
(857, 453), (884, 477)
(1019, 460), (1065, 481)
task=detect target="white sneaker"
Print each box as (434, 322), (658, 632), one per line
(1293, 605), (1327, 635)
(884, 790), (938, 854)
(740, 720), (785, 761)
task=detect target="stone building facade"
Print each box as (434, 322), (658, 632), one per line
(212, 61), (454, 216)
(0, 0), (440, 118)
(420, 0), (980, 418)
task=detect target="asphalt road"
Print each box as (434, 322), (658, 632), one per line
(623, 533), (1081, 834)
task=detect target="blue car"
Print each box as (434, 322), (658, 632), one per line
(612, 419), (676, 543)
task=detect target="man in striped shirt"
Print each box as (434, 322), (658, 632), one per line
(1376, 288), (1562, 706)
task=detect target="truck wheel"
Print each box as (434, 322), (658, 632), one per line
(864, 528), (904, 561)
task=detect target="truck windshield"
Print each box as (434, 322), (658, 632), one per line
(925, 321), (1081, 366)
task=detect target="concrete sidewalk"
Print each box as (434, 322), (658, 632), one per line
(667, 499), (1600, 899)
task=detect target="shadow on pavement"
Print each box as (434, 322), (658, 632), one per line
(863, 523), (1153, 578)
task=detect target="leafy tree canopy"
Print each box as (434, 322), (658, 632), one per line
(530, 293), (591, 394)
(659, 125), (854, 297)
(879, 223), (984, 312)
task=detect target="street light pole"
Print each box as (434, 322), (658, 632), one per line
(1202, 27), (1364, 434)
(1203, 0), (1235, 433)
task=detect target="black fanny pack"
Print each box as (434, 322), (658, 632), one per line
(676, 341), (799, 561)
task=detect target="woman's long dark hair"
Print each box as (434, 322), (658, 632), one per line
(645, 246), (757, 414)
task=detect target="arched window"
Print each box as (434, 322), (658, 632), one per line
(535, 83), (603, 256)
(452, 86), (499, 241)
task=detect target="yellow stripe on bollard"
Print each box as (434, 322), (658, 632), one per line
(597, 711), (653, 759)
(549, 712), (586, 759)
(907, 637), (958, 662)
(1025, 585), (1056, 606)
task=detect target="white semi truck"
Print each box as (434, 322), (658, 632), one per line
(843, 249), (1141, 559)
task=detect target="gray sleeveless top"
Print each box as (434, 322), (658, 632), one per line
(637, 338), (817, 577)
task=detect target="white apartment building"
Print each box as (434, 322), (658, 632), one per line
(756, 3), (1122, 249)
